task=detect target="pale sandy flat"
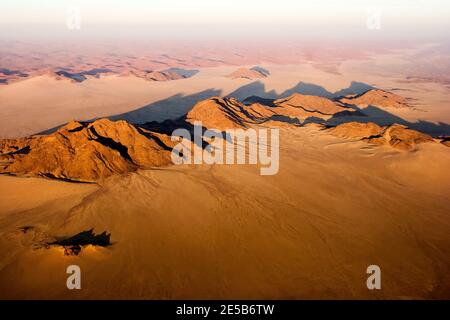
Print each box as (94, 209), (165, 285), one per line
(0, 175), (98, 216)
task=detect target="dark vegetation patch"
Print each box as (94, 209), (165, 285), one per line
(48, 229), (111, 256)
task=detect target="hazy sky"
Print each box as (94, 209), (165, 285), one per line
(1, 0), (449, 42)
(1, 0), (449, 25)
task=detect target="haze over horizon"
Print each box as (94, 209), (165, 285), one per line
(1, 0), (449, 42)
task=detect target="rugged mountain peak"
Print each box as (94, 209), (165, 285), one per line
(0, 119), (173, 182)
(185, 97), (255, 130)
(338, 89), (410, 109)
(274, 93), (351, 115)
(328, 122), (435, 151)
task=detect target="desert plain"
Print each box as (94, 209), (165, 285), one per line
(0, 45), (449, 299)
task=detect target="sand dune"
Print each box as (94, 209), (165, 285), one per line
(226, 67), (269, 80)
(120, 69), (189, 82)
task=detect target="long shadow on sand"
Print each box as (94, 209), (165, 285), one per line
(325, 105), (450, 137)
(38, 81), (370, 135)
(110, 88), (222, 124)
(37, 88), (222, 135)
(36, 80), (449, 137)
(226, 80), (374, 101)
(108, 80), (373, 124)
